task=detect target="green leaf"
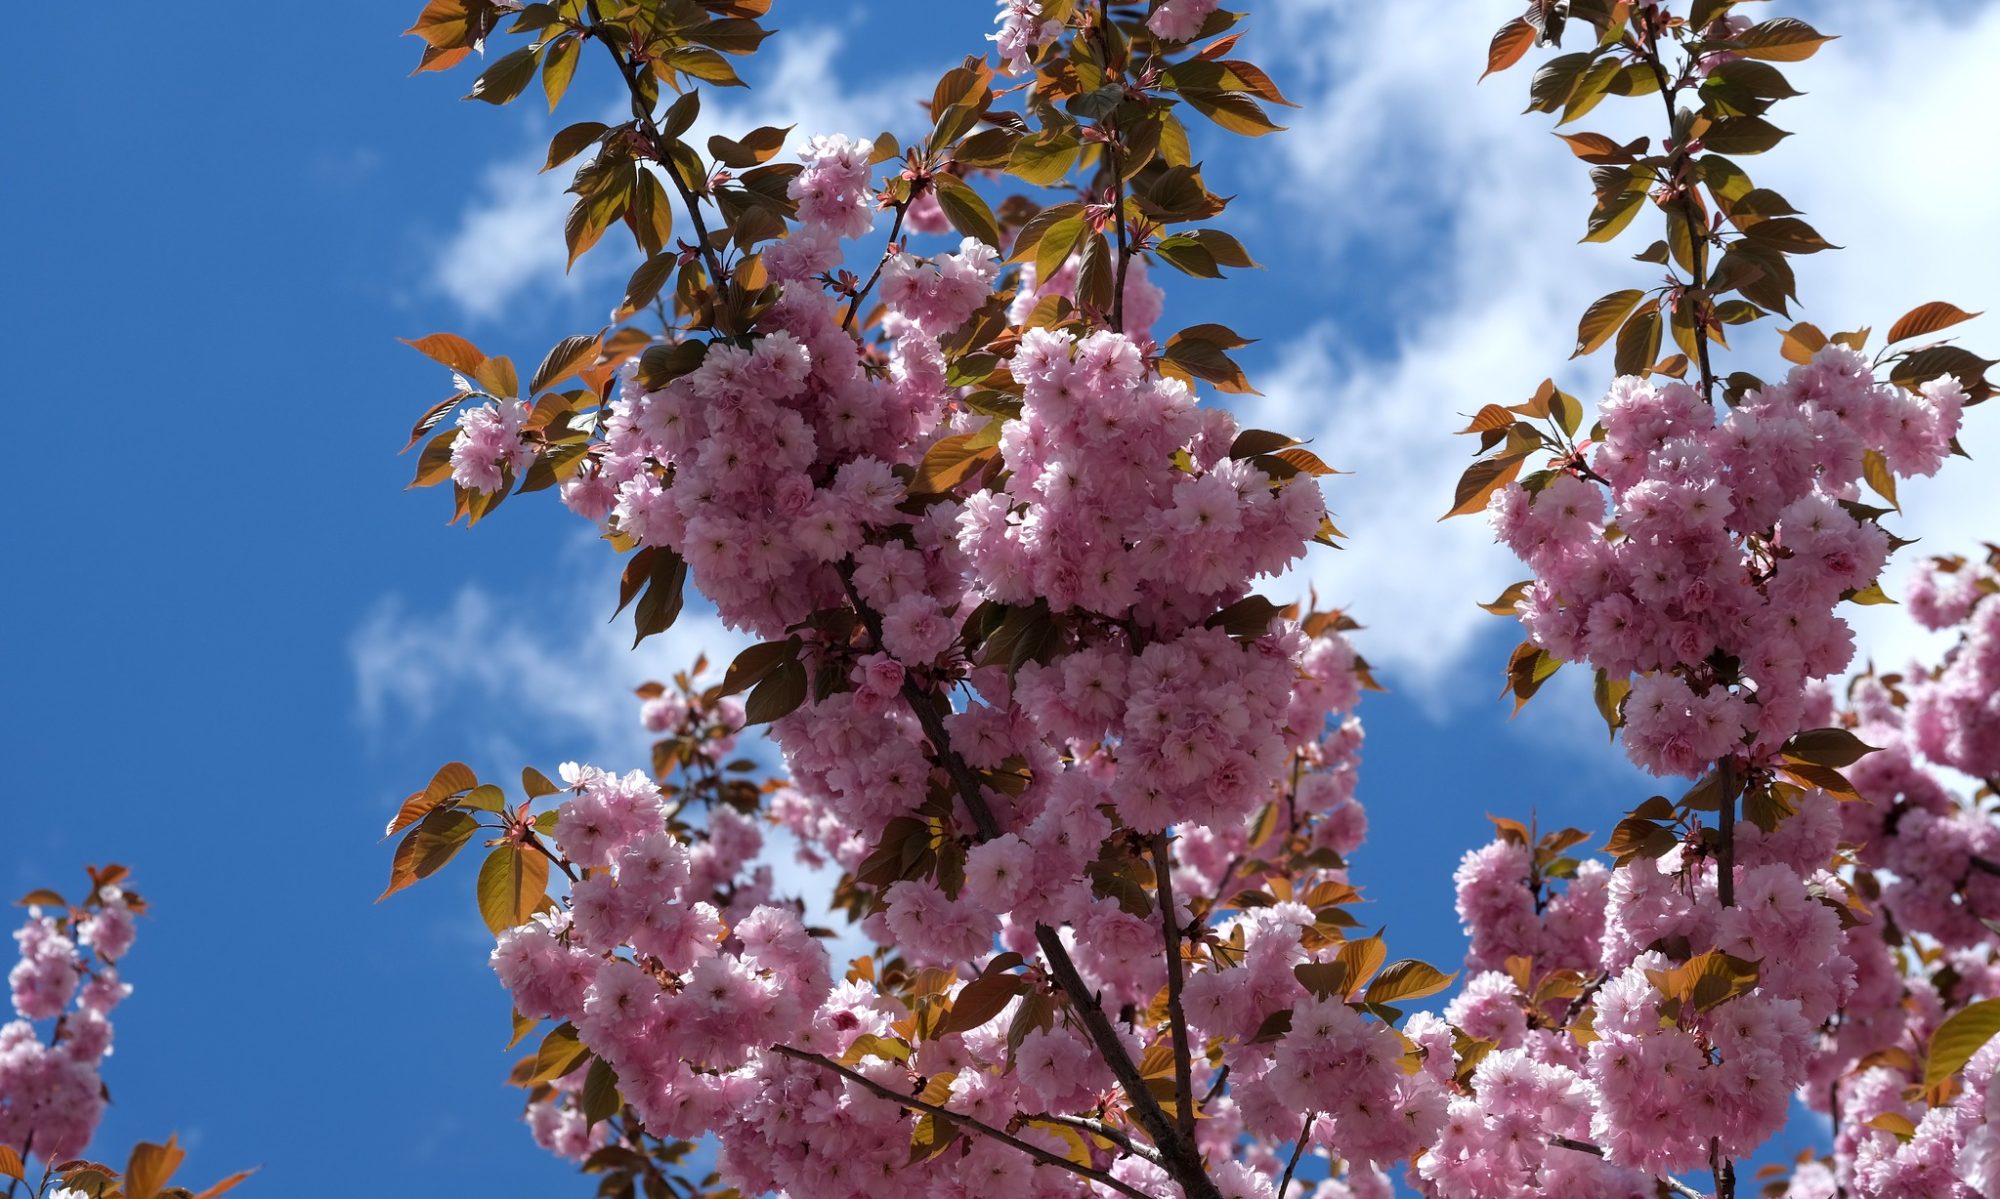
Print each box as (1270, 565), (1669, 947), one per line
(530, 332), (602, 395)
(1925, 999), (2000, 1091)
(582, 1056), (622, 1126)
(1363, 960), (1457, 1004)
(687, 18), (775, 55)
(1575, 289), (1646, 357)
(1888, 301), (1982, 345)
(1482, 17), (1536, 80)
(544, 121), (608, 172)
(1526, 52), (1593, 114)
(1005, 201), (1083, 266)
(476, 845), (550, 935)
(745, 658), (809, 725)
(531, 1023), (590, 1083)
(541, 34), (580, 111)
(467, 45), (540, 105)
(720, 638), (802, 696)
(1033, 213), (1089, 281)
(932, 173), (1002, 249)
(379, 808), (479, 901)
(1784, 727), (1880, 769)
(635, 339), (708, 390)
(1861, 449), (1899, 511)
(1732, 17), (1836, 63)
(913, 425), (1001, 493)
(1702, 116), (1791, 156)
(1007, 128), (1081, 187)
(669, 47), (745, 86)
(1441, 453), (1528, 520)
(1178, 88), (1284, 136)
(1583, 188), (1647, 243)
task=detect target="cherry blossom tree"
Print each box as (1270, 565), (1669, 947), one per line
(2, 868), (251, 1199)
(380, 2), (2000, 1197)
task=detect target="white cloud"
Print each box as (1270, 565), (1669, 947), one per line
(348, 539), (865, 950)
(350, 536), (750, 768)
(1249, 0), (2000, 705)
(432, 27), (938, 321)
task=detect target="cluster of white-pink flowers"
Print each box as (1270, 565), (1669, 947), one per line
(990, 0), (1064, 75)
(3, 882), (136, 1164)
(449, 395), (536, 494)
(1490, 346), (1964, 778)
(438, 117), (1455, 1193)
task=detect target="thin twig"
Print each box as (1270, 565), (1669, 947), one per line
(1277, 1113), (1315, 1199)
(1095, 0), (1131, 333)
(1549, 1137), (1708, 1199)
(1039, 1113), (1163, 1165)
(1151, 831), (1197, 1139)
(770, 1046), (1154, 1199)
(844, 199), (910, 330)
(583, 2), (730, 306)
(525, 833), (580, 884)
(1638, 25), (1717, 408)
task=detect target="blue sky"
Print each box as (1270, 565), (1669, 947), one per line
(5, 1), (2000, 1194)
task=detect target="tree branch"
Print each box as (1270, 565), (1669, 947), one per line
(1277, 1114), (1315, 1199)
(770, 1046), (1155, 1199)
(1095, 0), (1131, 334)
(836, 563), (1222, 1199)
(583, 2), (731, 308)
(1639, 25), (1717, 408)
(1151, 831), (1197, 1140)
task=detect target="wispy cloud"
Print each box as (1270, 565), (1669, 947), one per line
(350, 536), (751, 770)
(432, 27), (938, 322)
(1248, 0), (2000, 705)
(348, 544), (866, 949)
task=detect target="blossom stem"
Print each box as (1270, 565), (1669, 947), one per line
(844, 198), (911, 331)
(525, 832), (580, 884)
(1151, 830), (1198, 1139)
(1277, 1113), (1315, 1199)
(770, 1046), (1156, 1199)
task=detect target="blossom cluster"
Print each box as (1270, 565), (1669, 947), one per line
(1490, 347), (1965, 777)
(1434, 548), (2000, 1198)
(1441, 801), (1853, 1190)
(3, 875), (138, 1165)
(482, 586), (1389, 1196)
